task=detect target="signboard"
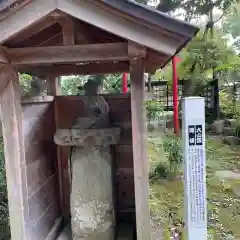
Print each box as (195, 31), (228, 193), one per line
(182, 97), (207, 240)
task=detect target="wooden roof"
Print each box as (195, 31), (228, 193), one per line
(0, 0), (199, 77)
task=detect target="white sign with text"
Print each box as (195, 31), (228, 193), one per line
(182, 97), (207, 240)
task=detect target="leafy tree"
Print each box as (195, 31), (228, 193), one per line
(102, 74), (124, 93)
(19, 73), (32, 97)
(223, 3), (240, 38)
(157, 0), (240, 21)
(60, 75), (88, 95)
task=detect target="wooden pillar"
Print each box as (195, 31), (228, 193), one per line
(59, 15), (75, 221)
(130, 58), (151, 240)
(47, 75), (61, 96)
(0, 64), (29, 239)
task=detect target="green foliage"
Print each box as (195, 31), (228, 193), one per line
(146, 100), (164, 121)
(149, 161), (169, 180)
(223, 3), (240, 39)
(178, 28), (235, 81)
(19, 73), (32, 97)
(157, 0), (240, 21)
(60, 75), (88, 95)
(149, 136), (183, 181)
(102, 74), (123, 93)
(154, 28), (236, 95)
(60, 74), (125, 95)
(219, 89), (240, 118)
(163, 136), (183, 175)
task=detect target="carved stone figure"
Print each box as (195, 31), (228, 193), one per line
(73, 79), (110, 129)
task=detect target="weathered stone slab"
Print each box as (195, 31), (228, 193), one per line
(71, 146), (114, 240)
(54, 128), (121, 146)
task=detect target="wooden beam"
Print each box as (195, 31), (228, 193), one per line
(57, 0), (178, 55)
(18, 62), (130, 77)
(130, 58), (151, 240)
(6, 17), (58, 47)
(0, 0), (57, 44)
(0, 64), (30, 239)
(37, 32), (62, 47)
(7, 43), (128, 66)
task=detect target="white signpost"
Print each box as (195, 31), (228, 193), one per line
(182, 97), (207, 240)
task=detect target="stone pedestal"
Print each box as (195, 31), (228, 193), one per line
(54, 128), (120, 240)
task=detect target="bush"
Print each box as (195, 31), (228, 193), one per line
(220, 90), (240, 119)
(146, 100), (164, 122)
(163, 136), (183, 175)
(149, 136), (183, 181)
(149, 161), (169, 180)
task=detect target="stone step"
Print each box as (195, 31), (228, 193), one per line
(116, 223), (134, 240)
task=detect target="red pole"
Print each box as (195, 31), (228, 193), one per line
(122, 72), (128, 93)
(172, 56), (179, 136)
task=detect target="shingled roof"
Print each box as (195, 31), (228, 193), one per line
(0, 0), (199, 75)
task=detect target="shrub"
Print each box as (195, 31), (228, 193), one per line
(149, 161), (169, 180)
(163, 136), (183, 175)
(149, 136), (183, 181)
(146, 100), (164, 122)
(220, 90), (240, 119)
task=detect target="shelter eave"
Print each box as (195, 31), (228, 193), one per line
(99, 0), (199, 39)
(0, 0), (199, 69)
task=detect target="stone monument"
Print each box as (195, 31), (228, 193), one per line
(54, 79), (120, 240)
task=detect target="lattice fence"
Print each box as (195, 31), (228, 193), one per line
(150, 80), (184, 111)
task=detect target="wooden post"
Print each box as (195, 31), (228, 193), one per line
(47, 75), (61, 96)
(46, 74), (64, 222)
(130, 58), (151, 240)
(0, 64), (29, 240)
(59, 15), (75, 221)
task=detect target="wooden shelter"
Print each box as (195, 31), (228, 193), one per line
(0, 0), (198, 239)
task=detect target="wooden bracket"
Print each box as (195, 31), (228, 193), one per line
(128, 41), (146, 59)
(0, 47), (9, 64)
(0, 64), (16, 95)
